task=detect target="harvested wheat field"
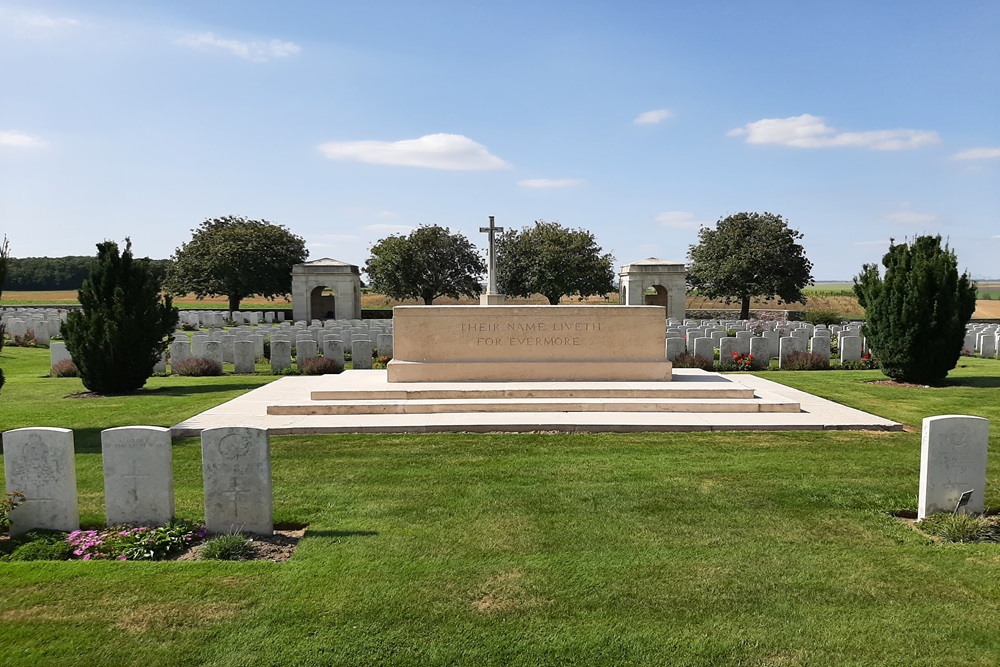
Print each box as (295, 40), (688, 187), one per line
(3, 290), (998, 319)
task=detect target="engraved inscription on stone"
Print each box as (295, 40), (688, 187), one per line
(102, 426), (174, 526)
(3, 427), (80, 536)
(201, 427), (273, 535)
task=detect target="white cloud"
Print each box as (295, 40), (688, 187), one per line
(361, 224), (414, 235)
(177, 32), (301, 62)
(319, 133), (510, 171)
(634, 109), (673, 125)
(0, 9), (79, 30)
(953, 147), (1000, 160)
(885, 209), (938, 225)
(656, 211), (705, 230)
(728, 114), (940, 150)
(517, 178), (584, 188)
(0, 131), (47, 148)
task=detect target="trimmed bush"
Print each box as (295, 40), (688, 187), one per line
(50, 359), (80, 378)
(62, 239), (178, 394)
(298, 356), (344, 375)
(804, 309), (842, 326)
(672, 352), (714, 371)
(854, 235), (976, 384)
(781, 351), (830, 371)
(173, 357), (223, 376)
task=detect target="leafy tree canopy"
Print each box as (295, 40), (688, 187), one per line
(495, 220), (615, 305)
(687, 212), (813, 319)
(62, 238), (178, 394)
(853, 235), (976, 384)
(167, 216), (308, 312)
(365, 225), (485, 305)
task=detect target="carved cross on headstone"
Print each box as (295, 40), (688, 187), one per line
(222, 477), (253, 519)
(120, 460), (151, 504)
(479, 215), (504, 295)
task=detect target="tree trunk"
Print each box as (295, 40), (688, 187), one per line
(546, 293), (561, 305)
(422, 292), (435, 305)
(740, 295), (751, 320)
(228, 295), (241, 313)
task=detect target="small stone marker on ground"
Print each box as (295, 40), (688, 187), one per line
(2, 427), (80, 536)
(201, 427), (273, 535)
(102, 426), (174, 526)
(918, 415), (989, 520)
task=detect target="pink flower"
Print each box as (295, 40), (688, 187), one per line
(83, 554), (91, 561)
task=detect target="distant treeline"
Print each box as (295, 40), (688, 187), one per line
(5, 256), (172, 290)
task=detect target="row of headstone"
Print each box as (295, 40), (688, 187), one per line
(965, 323), (999, 358)
(2, 426), (273, 537)
(50, 323), (395, 374)
(663, 319), (865, 366)
(1, 307), (66, 345)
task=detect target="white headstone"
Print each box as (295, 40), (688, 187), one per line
(840, 336), (863, 363)
(270, 339), (292, 372)
(102, 426), (174, 526)
(201, 427), (273, 535)
(918, 415), (989, 519)
(352, 339), (373, 369)
(50, 341), (72, 368)
(204, 340), (223, 368)
(2, 427), (80, 536)
(233, 340), (255, 373)
(692, 337), (714, 362)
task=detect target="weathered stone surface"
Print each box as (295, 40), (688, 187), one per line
(270, 339), (292, 372)
(389, 306), (673, 382)
(3, 427), (79, 536)
(201, 427), (273, 535)
(102, 426), (174, 526)
(693, 337), (714, 362)
(352, 339), (373, 369)
(778, 336), (806, 368)
(840, 336), (863, 363)
(204, 340), (223, 368)
(665, 337), (686, 362)
(918, 415), (989, 519)
(322, 338), (344, 366)
(234, 341), (255, 373)
(50, 341), (72, 368)
(749, 336), (771, 363)
(809, 336), (831, 362)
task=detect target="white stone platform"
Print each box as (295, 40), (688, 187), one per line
(170, 370), (901, 435)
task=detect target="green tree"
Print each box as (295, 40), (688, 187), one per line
(853, 235), (976, 384)
(365, 225), (486, 305)
(167, 216), (308, 312)
(62, 238), (179, 394)
(495, 221), (615, 305)
(687, 212), (813, 320)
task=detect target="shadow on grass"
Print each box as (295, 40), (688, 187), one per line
(304, 529), (379, 539)
(946, 376), (1000, 388)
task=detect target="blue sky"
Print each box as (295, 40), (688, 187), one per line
(1, 1), (998, 281)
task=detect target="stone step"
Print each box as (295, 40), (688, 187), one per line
(268, 397), (800, 416)
(311, 386), (756, 401)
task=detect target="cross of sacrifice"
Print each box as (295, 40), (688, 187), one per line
(479, 215), (504, 295)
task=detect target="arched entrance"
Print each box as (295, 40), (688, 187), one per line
(619, 258), (686, 321)
(292, 258), (362, 322)
(643, 285), (669, 309)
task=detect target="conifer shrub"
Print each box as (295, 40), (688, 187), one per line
(173, 357), (223, 376)
(62, 239), (179, 394)
(853, 236), (976, 384)
(298, 356), (344, 375)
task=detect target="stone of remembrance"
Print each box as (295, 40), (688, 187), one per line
(387, 305), (672, 382)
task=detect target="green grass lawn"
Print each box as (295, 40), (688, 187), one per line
(2, 347), (1000, 666)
